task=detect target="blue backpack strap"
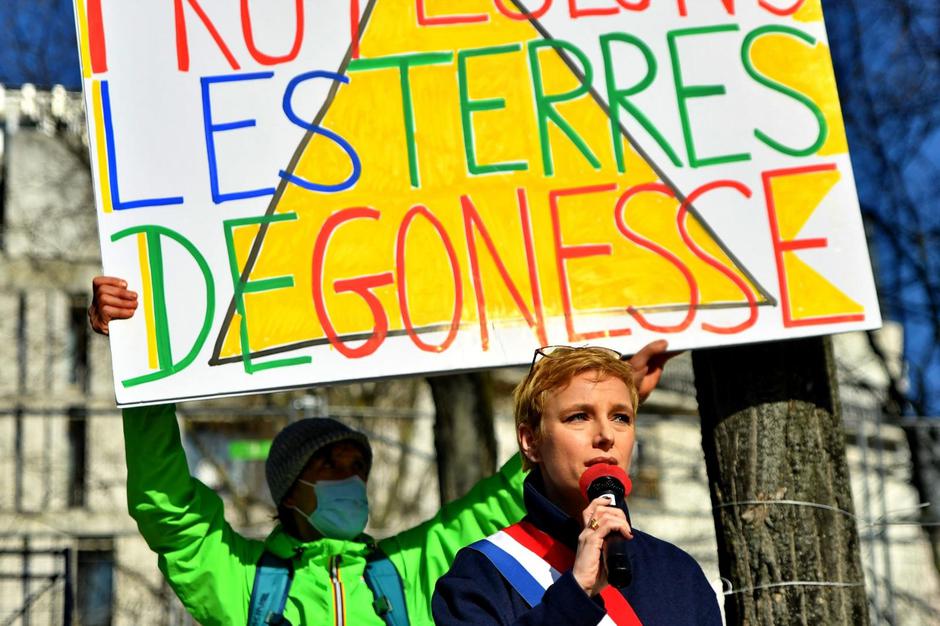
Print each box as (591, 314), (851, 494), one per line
(248, 551), (294, 626)
(364, 548), (410, 626)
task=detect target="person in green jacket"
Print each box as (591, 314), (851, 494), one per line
(91, 276), (673, 626)
(124, 402), (527, 625)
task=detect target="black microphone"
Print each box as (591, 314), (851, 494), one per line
(579, 463), (633, 588)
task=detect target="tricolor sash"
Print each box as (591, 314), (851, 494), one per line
(470, 521), (642, 626)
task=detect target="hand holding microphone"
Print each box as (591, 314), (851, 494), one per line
(577, 464), (634, 590)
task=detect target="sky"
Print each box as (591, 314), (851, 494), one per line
(825, 1), (940, 416)
(0, 0), (83, 90)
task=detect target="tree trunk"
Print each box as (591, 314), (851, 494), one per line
(428, 372), (497, 503)
(693, 337), (869, 625)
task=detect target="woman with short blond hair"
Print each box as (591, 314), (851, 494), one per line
(433, 345), (721, 625)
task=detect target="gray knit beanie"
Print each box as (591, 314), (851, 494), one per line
(265, 418), (372, 506)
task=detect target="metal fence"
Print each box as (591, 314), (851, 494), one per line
(0, 399), (437, 625)
(0, 400), (939, 624)
(0, 542), (71, 626)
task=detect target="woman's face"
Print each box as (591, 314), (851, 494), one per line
(520, 370), (636, 519)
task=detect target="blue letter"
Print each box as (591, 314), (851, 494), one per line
(280, 70), (361, 192)
(101, 81), (184, 210)
(201, 71), (276, 204)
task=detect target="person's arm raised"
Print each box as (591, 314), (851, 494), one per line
(123, 403), (260, 625)
(379, 451), (528, 623)
(627, 339), (680, 404)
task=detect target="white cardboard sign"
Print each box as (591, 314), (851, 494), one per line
(72, 0), (880, 405)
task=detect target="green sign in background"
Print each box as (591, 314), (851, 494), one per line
(228, 440), (271, 461)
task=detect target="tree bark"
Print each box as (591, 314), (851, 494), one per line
(428, 372), (497, 503)
(693, 337), (869, 625)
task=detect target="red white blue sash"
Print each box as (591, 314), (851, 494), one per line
(470, 521), (642, 626)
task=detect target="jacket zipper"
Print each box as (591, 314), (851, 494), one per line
(330, 555), (345, 626)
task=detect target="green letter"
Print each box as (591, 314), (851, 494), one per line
(667, 24), (750, 168)
(222, 212), (311, 373)
(111, 225), (215, 388)
(528, 39), (602, 176)
(348, 52), (454, 188)
(741, 25), (828, 157)
(600, 32), (682, 170)
(458, 43), (528, 175)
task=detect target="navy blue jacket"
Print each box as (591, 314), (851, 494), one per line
(432, 470), (722, 625)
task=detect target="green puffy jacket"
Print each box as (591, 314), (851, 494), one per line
(124, 404), (525, 625)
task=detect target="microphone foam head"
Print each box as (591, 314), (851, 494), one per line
(579, 463), (631, 499)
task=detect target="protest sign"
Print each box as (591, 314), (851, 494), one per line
(72, 0), (880, 405)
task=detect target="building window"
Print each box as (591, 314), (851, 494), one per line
(0, 127), (7, 252)
(185, 419), (272, 502)
(76, 538), (114, 626)
(67, 294), (89, 393)
(17, 292), (26, 392)
(631, 439), (661, 501)
(67, 407), (87, 508)
(14, 409), (24, 512)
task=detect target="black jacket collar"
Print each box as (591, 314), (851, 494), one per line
(522, 468), (583, 551)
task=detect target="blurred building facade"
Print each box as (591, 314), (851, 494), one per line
(0, 84), (938, 625)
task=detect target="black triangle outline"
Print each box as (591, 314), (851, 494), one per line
(208, 0), (775, 367)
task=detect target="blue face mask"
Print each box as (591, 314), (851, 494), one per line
(293, 476), (369, 540)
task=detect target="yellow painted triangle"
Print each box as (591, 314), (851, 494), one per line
(219, 0), (768, 360)
(769, 166), (841, 240)
(784, 252), (863, 320)
(794, 0), (824, 23)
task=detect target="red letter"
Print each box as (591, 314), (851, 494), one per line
(86, 0), (108, 73)
(678, 180), (758, 334)
(396, 206), (463, 352)
(676, 0), (734, 17)
(495, 0), (552, 20)
(616, 0), (650, 10)
(614, 183), (698, 333)
(462, 193), (547, 350)
(763, 164), (863, 327)
(568, 0), (620, 19)
(758, 0), (805, 16)
(174, 0), (241, 71)
(550, 184), (632, 342)
(416, 0), (488, 25)
(312, 208), (393, 358)
(241, 0), (304, 66)
(517, 189), (550, 345)
(350, 0), (361, 59)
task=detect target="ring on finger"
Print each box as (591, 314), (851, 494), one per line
(589, 518), (599, 530)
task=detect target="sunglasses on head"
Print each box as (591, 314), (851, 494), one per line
(528, 345), (626, 372)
